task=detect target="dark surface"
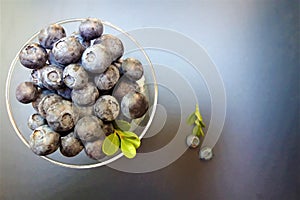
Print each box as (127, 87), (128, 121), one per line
(0, 0), (299, 200)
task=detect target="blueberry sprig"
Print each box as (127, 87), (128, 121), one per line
(186, 104), (206, 137)
(102, 120), (140, 158)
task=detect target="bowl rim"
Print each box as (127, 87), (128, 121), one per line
(5, 18), (158, 169)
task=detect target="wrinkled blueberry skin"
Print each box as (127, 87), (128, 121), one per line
(63, 64), (89, 90)
(60, 132), (84, 157)
(121, 58), (144, 81)
(84, 139), (106, 160)
(38, 24), (66, 49)
(81, 44), (113, 74)
(27, 113), (46, 130)
(38, 93), (62, 117)
(46, 100), (79, 132)
(94, 65), (120, 91)
(29, 125), (60, 156)
(112, 77), (140, 102)
(94, 34), (124, 61)
(16, 82), (39, 104)
(52, 36), (83, 65)
(94, 95), (120, 121)
(41, 65), (64, 90)
(79, 18), (103, 41)
(71, 82), (99, 106)
(19, 43), (48, 69)
(121, 91), (149, 119)
(75, 115), (104, 142)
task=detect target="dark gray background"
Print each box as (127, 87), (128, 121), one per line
(0, 0), (299, 199)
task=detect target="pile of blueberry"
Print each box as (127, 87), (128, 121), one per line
(15, 18), (149, 160)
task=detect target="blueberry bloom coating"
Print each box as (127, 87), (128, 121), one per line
(121, 58), (144, 81)
(81, 44), (113, 74)
(84, 139), (106, 160)
(27, 113), (46, 130)
(63, 64), (89, 89)
(38, 24), (66, 49)
(94, 65), (120, 90)
(15, 82), (39, 104)
(71, 82), (99, 106)
(79, 18), (103, 41)
(19, 43), (48, 69)
(60, 132), (84, 157)
(29, 125), (60, 156)
(94, 34), (124, 61)
(94, 95), (120, 121)
(52, 36), (83, 65)
(46, 100), (79, 132)
(121, 91), (149, 119)
(41, 65), (64, 90)
(75, 115), (104, 142)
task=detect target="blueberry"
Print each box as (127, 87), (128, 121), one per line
(84, 139), (106, 160)
(30, 67), (45, 88)
(102, 123), (114, 136)
(60, 132), (84, 157)
(63, 64), (89, 89)
(71, 82), (99, 106)
(46, 100), (79, 132)
(94, 65), (120, 90)
(48, 51), (65, 68)
(15, 82), (39, 104)
(52, 36), (83, 65)
(73, 104), (94, 119)
(94, 34), (124, 61)
(27, 113), (46, 130)
(79, 18), (103, 41)
(19, 43), (48, 69)
(38, 24), (66, 49)
(94, 95), (120, 121)
(32, 90), (54, 111)
(121, 91), (149, 119)
(41, 65), (64, 90)
(29, 125), (60, 156)
(56, 86), (72, 100)
(112, 77), (140, 102)
(81, 44), (113, 74)
(121, 58), (144, 81)
(74, 115), (104, 142)
(71, 32), (90, 49)
(37, 93), (62, 117)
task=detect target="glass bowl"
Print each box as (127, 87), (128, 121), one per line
(5, 18), (158, 169)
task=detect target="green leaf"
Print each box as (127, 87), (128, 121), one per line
(186, 112), (196, 125)
(102, 133), (120, 156)
(200, 121), (206, 128)
(123, 137), (141, 149)
(192, 126), (199, 136)
(122, 131), (139, 140)
(199, 127), (205, 137)
(113, 120), (131, 131)
(121, 139), (136, 159)
(195, 119), (201, 126)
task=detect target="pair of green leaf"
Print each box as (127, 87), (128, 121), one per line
(102, 120), (141, 159)
(186, 104), (206, 137)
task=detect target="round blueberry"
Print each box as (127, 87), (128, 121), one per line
(37, 93), (62, 117)
(48, 51), (65, 68)
(102, 123), (114, 136)
(32, 90), (54, 111)
(121, 91), (149, 119)
(73, 104), (94, 119)
(27, 113), (46, 130)
(94, 65), (120, 91)
(30, 67), (45, 88)
(74, 115), (104, 142)
(29, 125), (60, 156)
(84, 139), (106, 160)
(60, 132), (84, 157)
(56, 86), (72, 100)
(81, 44), (113, 74)
(46, 100), (79, 132)
(63, 64), (89, 89)
(15, 82), (39, 104)
(38, 24), (66, 49)
(19, 43), (48, 69)
(71, 82), (99, 106)
(41, 65), (64, 90)
(52, 36), (83, 65)
(94, 34), (124, 61)
(79, 18), (103, 41)
(121, 58), (144, 81)
(112, 77), (140, 102)
(71, 32), (90, 49)
(94, 95), (120, 121)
